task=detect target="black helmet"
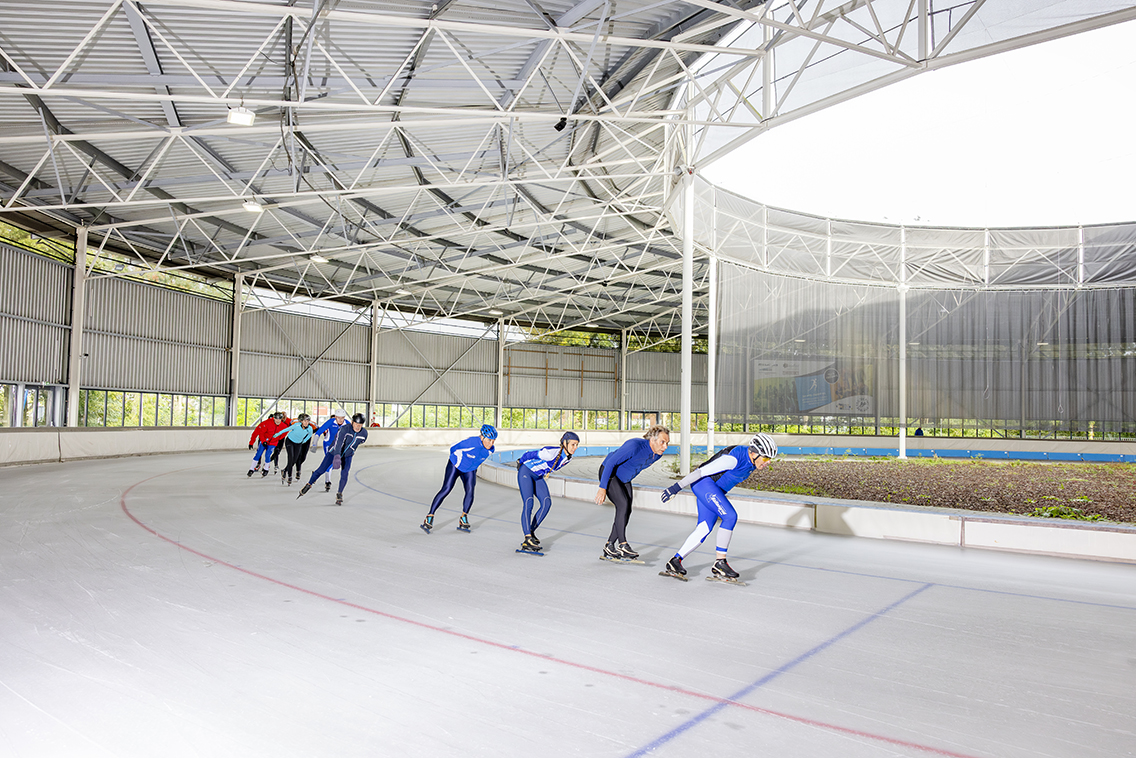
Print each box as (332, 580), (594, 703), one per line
(273, 411), (285, 419)
(351, 413), (366, 424)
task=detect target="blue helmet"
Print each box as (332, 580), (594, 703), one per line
(560, 431), (580, 445)
(480, 424), (498, 440)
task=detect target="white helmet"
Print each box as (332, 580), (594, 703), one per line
(333, 408), (346, 417)
(749, 432), (778, 460)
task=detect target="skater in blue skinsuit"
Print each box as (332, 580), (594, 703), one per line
(516, 431), (580, 553)
(314, 408), (348, 492)
(658, 432), (778, 583)
(594, 424), (670, 561)
(420, 425), (498, 533)
(296, 413), (368, 505)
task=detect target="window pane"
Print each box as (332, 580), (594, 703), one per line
(124, 393), (140, 427)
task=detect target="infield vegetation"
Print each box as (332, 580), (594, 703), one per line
(671, 456), (1136, 524)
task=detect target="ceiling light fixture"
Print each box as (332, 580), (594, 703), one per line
(488, 309), (504, 316)
(554, 116), (568, 132)
(395, 289), (411, 295)
(242, 200), (264, 213)
(310, 254), (328, 263)
(227, 106), (255, 126)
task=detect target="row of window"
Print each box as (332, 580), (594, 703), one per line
(80, 390), (229, 428)
(0, 385), (60, 427)
(4, 385), (1132, 440)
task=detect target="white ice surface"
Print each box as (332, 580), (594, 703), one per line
(1, 448), (1134, 758)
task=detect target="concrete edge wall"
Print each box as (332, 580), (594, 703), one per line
(478, 450), (1136, 566)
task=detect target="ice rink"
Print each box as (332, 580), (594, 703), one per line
(2, 447), (1134, 758)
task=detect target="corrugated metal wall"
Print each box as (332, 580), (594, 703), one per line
(503, 344), (620, 409)
(2, 243), (708, 411)
(0, 243), (71, 384)
(627, 351), (709, 413)
(376, 329), (498, 406)
(84, 277), (231, 395)
(240, 309), (369, 400)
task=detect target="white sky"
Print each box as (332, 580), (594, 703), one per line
(703, 19), (1136, 228)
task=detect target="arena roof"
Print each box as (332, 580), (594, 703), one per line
(1, 0), (1133, 344)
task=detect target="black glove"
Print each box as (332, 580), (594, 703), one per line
(661, 483), (682, 502)
(248, 443), (254, 450)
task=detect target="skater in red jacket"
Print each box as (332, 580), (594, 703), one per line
(247, 412), (289, 478)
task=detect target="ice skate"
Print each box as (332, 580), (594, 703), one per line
(516, 535), (544, 556)
(618, 542), (640, 560)
(707, 558), (746, 586)
(420, 515), (434, 534)
(599, 541), (641, 564)
(261, 468), (269, 477)
(659, 555), (688, 582)
(287, 475), (293, 486)
(335, 492), (343, 506)
(456, 514), (471, 532)
(246, 469), (255, 477)
(324, 481), (331, 492)
(281, 472), (287, 485)
(297, 482), (311, 498)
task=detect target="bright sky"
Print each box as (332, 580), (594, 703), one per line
(703, 19), (1136, 228)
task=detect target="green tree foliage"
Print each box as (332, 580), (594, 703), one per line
(0, 220), (231, 301)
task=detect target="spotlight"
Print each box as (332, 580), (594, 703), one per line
(488, 309), (504, 316)
(310, 254), (329, 263)
(227, 106), (256, 126)
(242, 200), (264, 213)
(395, 289), (411, 295)
(554, 116), (567, 132)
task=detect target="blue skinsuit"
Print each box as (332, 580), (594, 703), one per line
(307, 425), (368, 494)
(428, 436), (495, 515)
(676, 445), (756, 559)
(517, 446), (572, 537)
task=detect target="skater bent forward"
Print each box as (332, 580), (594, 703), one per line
(594, 425), (670, 561)
(297, 413), (368, 505)
(515, 431), (580, 552)
(421, 424), (497, 533)
(658, 433), (778, 583)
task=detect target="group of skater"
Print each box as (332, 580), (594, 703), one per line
(245, 409), (779, 585)
(246, 407), (369, 506)
(418, 422), (779, 585)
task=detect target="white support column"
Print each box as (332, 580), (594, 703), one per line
(66, 227), (87, 428)
(918, 0), (930, 61)
(619, 328), (627, 431)
(898, 227), (907, 460)
(496, 317), (505, 427)
(228, 274), (243, 425)
(707, 255), (717, 457)
(680, 166), (694, 477)
(369, 300), (381, 422)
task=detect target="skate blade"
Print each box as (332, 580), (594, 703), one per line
(456, 526), (470, 532)
(658, 570), (688, 582)
(601, 555), (645, 565)
(515, 548), (544, 556)
(419, 524), (432, 534)
(706, 576), (746, 586)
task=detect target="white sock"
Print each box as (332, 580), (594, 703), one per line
(715, 527), (733, 556)
(676, 522), (711, 559)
